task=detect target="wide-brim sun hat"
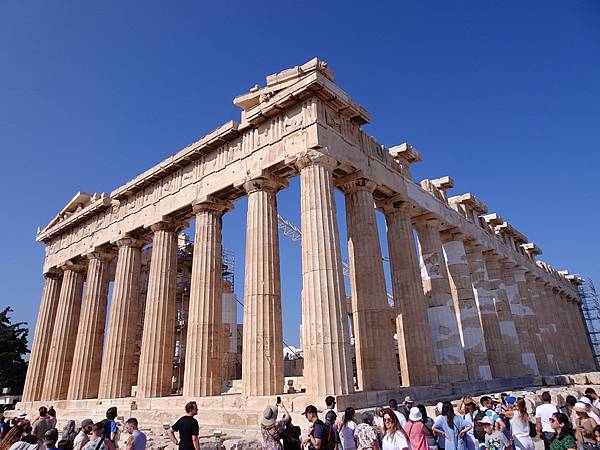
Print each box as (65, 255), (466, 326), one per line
(435, 402), (443, 412)
(574, 402), (589, 413)
(17, 411), (27, 419)
(261, 405), (278, 427)
(580, 397), (592, 405)
(409, 407), (422, 421)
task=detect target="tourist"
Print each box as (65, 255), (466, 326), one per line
(433, 403), (445, 450)
(401, 398), (415, 421)
(578, 398), (600, 425)
(301, 405), (329, 450)
(0, 425), (29, 450)
(167, 402), (200, 450)
(21, 422), (37, 445)
(103, 408), (118, 444)
(585, 390), (600, 410)
(44, 429), (60, 450)
(480, 417), (508, 450)
(381, 408), (410, 450)
(374, 409), (385, 433)
(260, 401), (291, 450)
(341, 408), (357, 450)
(73, 419), (94, 450)
(62, 421), (77, 444)
(47, 409), (57, 429)
(83, 423), (115, 450)
(325, 397), (338, 417)
(433, 402), (471, 450)
(57, 439), (74, 450)
(573, 402), (596, 449)
(548, 413), (576, 450)
(281, 419), (302, 450)
(479, 396), (505, 432)
(325, 411), (342, 450)
(560, 396), (578, 427)
(403, 407), (428, 450)
(458, 397), (476, 416)
(416, 405), (436, 450)
(593, 426), (600, 448)
(124, 418), (146, 450)
(388, 401), (407, 427)
(354, 412), (378, 450)
(0, 415), (9, 440)
(536, 392), (558, 450)
(509, 398), (534, 450)
(461, 402), (479, 450)
(32, 408), (51, 444)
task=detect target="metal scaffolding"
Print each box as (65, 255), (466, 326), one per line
(578, 276), (600, 367)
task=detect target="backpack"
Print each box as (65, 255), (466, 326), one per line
(473, 410), (488, 443)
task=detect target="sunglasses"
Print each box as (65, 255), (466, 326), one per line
(549, 418), (557, 423)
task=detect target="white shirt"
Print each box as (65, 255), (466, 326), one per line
(374, 416), (384, 430)
(383, 431), (411, 450)
(394, 411), (407, 427)
(535, 403), (558, 433)
(510, 412), (531, 439)
(342, 421), (357, 450)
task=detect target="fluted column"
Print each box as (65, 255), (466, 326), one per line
(22, 268), (62, 401)
(137, 220), (181, 398)
(414, 217), (467, 383)
(465, 244), (507, 378)
(442, 233), (491, 381)
(501, 263), (537, 375)
(340, 176), (398, 390)
(379, 199), (438, 386)
(68, 251), (113, 399)
(183, 198), (231, 397)
(550, 288), (573, 372)
(241, 177), (285, 397)
(98, 237), (144, 398)
(484, 253), (528, 376)
(297, 150), (353, 396)
(535, 280), (559, 373)
(41, 262), (85, 400)
(524, 272), (550, 374)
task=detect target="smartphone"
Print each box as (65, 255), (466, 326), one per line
(276, 396), (282, 405)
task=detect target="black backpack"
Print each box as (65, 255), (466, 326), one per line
(473, 410), (488, 443)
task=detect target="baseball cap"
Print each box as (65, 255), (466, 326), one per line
(17, 411), (27, 419)
(44, 428), (59, 446)
(301, 405), (318, 415)
(480, 416), (494, 425)
(81, 419), (94, 427)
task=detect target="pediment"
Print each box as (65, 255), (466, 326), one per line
(38, 191), (97, 236)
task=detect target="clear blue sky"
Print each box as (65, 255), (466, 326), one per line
(1, 1), (599, 349)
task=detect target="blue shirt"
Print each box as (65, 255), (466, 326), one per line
(434, 415), (469, 450)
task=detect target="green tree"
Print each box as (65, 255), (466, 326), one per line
(0, 307), (29, 393)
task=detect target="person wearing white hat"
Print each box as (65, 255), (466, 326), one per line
(481, 416), (509, 450)
(260, 401), (290, 450)
(404, 407), (428, 450)
(578, 397), (600, 426)
(573, 402), (596, 448)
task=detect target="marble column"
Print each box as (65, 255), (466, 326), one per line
(41, 262), (85, 400)
(414, 217), (467, 383)
(569, 298), (597, 370)
(535, 280), (559, 373)
(68, 251), (113, 400)
(137, 220), (181, 398)
(98, 237), (144, 399)
(183, 198), (231, 397)
(379, 198), (438, 386)
(21, 268), (62, 402)
(340, 176), (398, 390)
(241, 177), (285, 397)
(484, 253), (528, 376)
(297, 150), (353, 396)
(465, 244), (507, 378)
(442, 233), (491, 381)
(524, 272), (550, 374)
(501, 263), (537, 375)
(559, 293), (581, 371)
(551, 289), (573, 372)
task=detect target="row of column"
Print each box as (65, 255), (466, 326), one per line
(23, 150), (596, 402)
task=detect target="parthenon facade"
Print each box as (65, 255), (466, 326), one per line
(21, 59), (595, 411)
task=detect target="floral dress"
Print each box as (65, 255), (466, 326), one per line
(262, 421), (288, 450)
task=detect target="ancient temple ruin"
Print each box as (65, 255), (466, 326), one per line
(19, 59), (595, 420)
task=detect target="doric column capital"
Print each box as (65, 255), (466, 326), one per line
(243, 174), (288, 194)
(59, 261), (86, 273)
(464, 240), (486, 254)
(414, 216), (441, 231)
(440, 228), (467, 244)
(295, 149), (338, 171)
(376, 195), (412, 215)
(191, 196), (233, 216)
(150, 218), (188, 233)
(86, 250), (116, 263)
(336, 172), (377, 194)
(43, 267), (63, 279)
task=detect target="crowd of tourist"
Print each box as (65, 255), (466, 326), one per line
(260, 389), (600, 450)
(5, 389), (600, 450)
